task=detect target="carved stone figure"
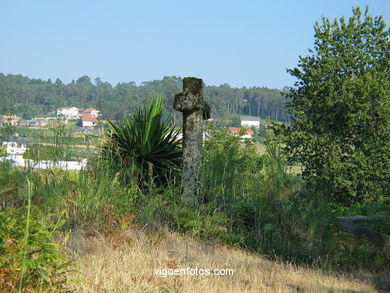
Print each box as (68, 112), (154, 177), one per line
(174, 77), (210, 205)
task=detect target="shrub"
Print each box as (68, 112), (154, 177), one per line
(277, 7), (390, 206)
(100, 97), (182, 188)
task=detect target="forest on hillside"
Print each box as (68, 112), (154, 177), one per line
(0, 74), (290, 123)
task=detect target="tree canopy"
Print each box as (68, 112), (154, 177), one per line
(277, 7), (390, 205)
(0, 74), (289, 123)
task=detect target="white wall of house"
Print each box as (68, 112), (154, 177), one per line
(241, 120), (260, 128)
(241, 134), (253, 139)
(82, 120), (95, 127)
(57, 107), (79, 117)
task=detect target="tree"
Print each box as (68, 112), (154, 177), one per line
(276, 7), (390, 205)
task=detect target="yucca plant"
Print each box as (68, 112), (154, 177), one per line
(101, 97), (182, 188)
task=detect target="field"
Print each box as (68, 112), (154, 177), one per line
(66, 229), (377, 293)
(0, 123), (388, 292)
(12, 125), (102, 160)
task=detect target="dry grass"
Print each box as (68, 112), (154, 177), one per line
(65, 228), (376, 293)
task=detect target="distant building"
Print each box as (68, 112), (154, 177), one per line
(18, 117), (59, 128)
(18, 120), (30, 127)
(228, 127), (254, 139)
(2, 115), (21, 126)
(56, 107), (79, 118)
(240, 115), (260, 128)
(82, 108), (100, 118)
(81, 114), (98, 127)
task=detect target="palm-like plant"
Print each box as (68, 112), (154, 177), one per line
(101, 97), (182, 187)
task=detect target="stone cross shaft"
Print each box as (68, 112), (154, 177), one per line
(173, 77), (210, 205)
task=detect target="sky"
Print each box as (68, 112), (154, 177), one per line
(0, 0), (389, 89)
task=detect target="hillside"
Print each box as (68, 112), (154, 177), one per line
(66, 229), (377, 292)
(0, 74), (290, 123)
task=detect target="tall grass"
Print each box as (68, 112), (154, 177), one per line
(0, 180), (72, 291)
(200, 127), (263, 207)
(18, 179), (32, 292)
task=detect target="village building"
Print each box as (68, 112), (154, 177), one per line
(56, 107), (79, 118)
(79, 108), (100, 127)
(81, 114), (98, 127)
(1, 115), (21, 126)
(240, 115), (260, 128)
(82, 108), (100, 118)
(18, 117), (59, 127)
(228, 127), (254, 139)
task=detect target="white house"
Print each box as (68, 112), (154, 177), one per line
(56, 107), (79, 118)
(240, 115), (260, 128)
(81, 114), (98, 127)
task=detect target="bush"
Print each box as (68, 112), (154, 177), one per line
(277, 7), (390, 206)
(100, 97), (182, 188)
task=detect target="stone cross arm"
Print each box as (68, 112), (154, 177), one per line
(173, 77), (210, 120)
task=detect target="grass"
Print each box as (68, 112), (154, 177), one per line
(66, 229), (376, 293)
(1, 120), (389, 292)
(13, 125), (102, 160)
(254, 142), (302, 174)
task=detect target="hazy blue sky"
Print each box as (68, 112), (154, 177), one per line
(0, 0), (389, 89)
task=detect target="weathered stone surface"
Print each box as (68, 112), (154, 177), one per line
(174, 77), (210, 205)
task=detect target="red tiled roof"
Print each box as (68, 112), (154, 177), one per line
(83, 108), (97, 113)
(228, 127), (254, 135)
(82, 114), (98, 123)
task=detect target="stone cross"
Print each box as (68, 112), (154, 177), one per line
(174, 77), (210, 205)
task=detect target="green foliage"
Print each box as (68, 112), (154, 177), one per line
(262, 138), (299, 199)
(0, 145), (6, 157)
(23, 144), (71, 161)
(101, 97), (182, 187)
(23, 124), (75, 161)
(0, 124), (16, 143)
(127, 128), (388, 272)
(0, 205), (71, 291)
(200, 126), (263, 210)
(276, 7), (390, 206)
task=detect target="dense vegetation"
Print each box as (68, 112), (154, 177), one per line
(275, 7), (390, 206)
(1, 126), (388, 290)
(0, 74), (289, 123)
